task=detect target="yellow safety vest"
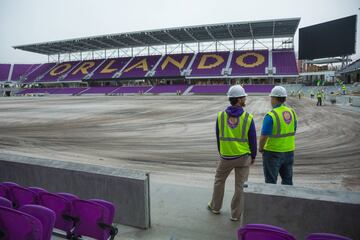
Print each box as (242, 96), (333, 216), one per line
(264, 105), (297, 152)
(217, 111), (252, 157)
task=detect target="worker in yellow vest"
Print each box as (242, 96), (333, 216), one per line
(208, 85), (257, 221)
(342, 85), (347, 95)
(259, 86), (297, 185)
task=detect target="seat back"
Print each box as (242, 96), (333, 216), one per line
(19, 204), (56, 240)
(306, 233), (352, 240)
(38, 192), (75, 234)
(72, 199), (111, 240)
(28, 187), (47, 194)
(0, 206), (43, 240)
(238, 224), (296, 240)
(57, 192), (80, 201)
(0, 197), (12, 208)
(9, 185), (37, 208)
(0, 182), (19, 201)
(0, 185), (8, 199)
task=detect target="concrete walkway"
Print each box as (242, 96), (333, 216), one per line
(52, 180), (239, 240)
(115, 181), (240, 240)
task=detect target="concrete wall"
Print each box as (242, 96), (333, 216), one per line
(0, 153), (150, 229)
(243, 183), (360, 239)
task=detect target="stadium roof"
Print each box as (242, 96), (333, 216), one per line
(13, 18), (300, 55)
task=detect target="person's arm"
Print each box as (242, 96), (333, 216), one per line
(259, 135), (268, 153)
(216, 118), (220, 154)
(247, 119), (257, 164)
(259, 114), (273, 153)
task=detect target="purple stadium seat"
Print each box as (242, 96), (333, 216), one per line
(0, 197), (12, 208)
(57, 192), (80, 202)
(0, 182), (19, 202)
(71, 199), (118, 240)
(111, 86), (151, 94)
(0, 185), (8, 199)
(80, 86), (119, 95)
(191, 84), (230, 94)
(11, 64), (35, 81)
(0, 64), (11, 81)
(91, 57), (132, 80)
(148, 85), (188, 94)
(38, 192), (77, 237)
(153, 53), (194, 77)
(23, 63), (57, 83)
(19, 204), (56, 240)
(41, 61), (81, 82)
(238, 223), (296, 240)
(0, 206), (43, 240)
(28, 187), (48, 194)
(272, 50), (298, 76)
(306, 233), (352, 240)
(61, 59), (104, 81)
(190, 51), (229, 77)
(230, 50), (268, 76)
(9, 185), (37, 209)
(121, 55), (161, 79)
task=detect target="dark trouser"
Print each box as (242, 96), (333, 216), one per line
(317, 97), (322, 106)
(262, 150), (294, 185)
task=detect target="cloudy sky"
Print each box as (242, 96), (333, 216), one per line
(0, 0), (359, 63)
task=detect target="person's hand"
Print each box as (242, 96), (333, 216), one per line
(259, 148), (264, 153)
(251, 158), (255, 165)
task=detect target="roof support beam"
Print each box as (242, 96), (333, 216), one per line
(205, 27), (216, 41)
(146, 32), (166, 45)
(183, 29), (198, 42)
(164, 31), (181, 44)
(127, 35), (148, 46)
(107, 37), (130, 48)
(227, 25), (234, 39)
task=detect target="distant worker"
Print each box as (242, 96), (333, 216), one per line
(208, 85), (257, 221)
(298, 90), (302, 99)
(316, 90), (322, 106)
(342, 85), (347, 95)
(321, 89), (326, 105)
(259, 86), (297, 185)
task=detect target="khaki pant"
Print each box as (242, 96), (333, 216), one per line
(210, 155), (251, 219)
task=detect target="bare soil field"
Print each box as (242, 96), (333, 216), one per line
(0, 95), (359, 191)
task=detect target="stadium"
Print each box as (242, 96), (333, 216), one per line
(0, 1), (359, 240)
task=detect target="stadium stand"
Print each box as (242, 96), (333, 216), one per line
(0, 64), (11, 81)
(147, 84), (188, 94)
(91, 57), (132, 80)
(153, 53), (194, 78)
(80, 86), (119, 95)
(273, 49), (298, 76)
(111, 86), (152, 94)
(190, 84), (230, 94)
(190, 51), (230, 77)
(23, 63), (57, 83)
(230, 50), (269, 76)
(11, 64), (38, 81)
(121, 55), (162, 79)
(2, 49), (299, 86)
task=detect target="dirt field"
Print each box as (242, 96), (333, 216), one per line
(0, 95), (359, 191)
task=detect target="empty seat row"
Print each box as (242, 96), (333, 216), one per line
(237, 223), (352, 240)
(0, 182), (118, 240)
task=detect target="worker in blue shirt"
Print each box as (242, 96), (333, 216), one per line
(259, 86), (297, 185)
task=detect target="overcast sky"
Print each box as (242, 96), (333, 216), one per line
(0, 0), (359, 63)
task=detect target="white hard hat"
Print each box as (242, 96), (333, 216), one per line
(269, 86), (287, 97)
(227, 85), (247, 98)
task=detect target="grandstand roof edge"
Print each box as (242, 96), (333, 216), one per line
(13, 17), (301, 55)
